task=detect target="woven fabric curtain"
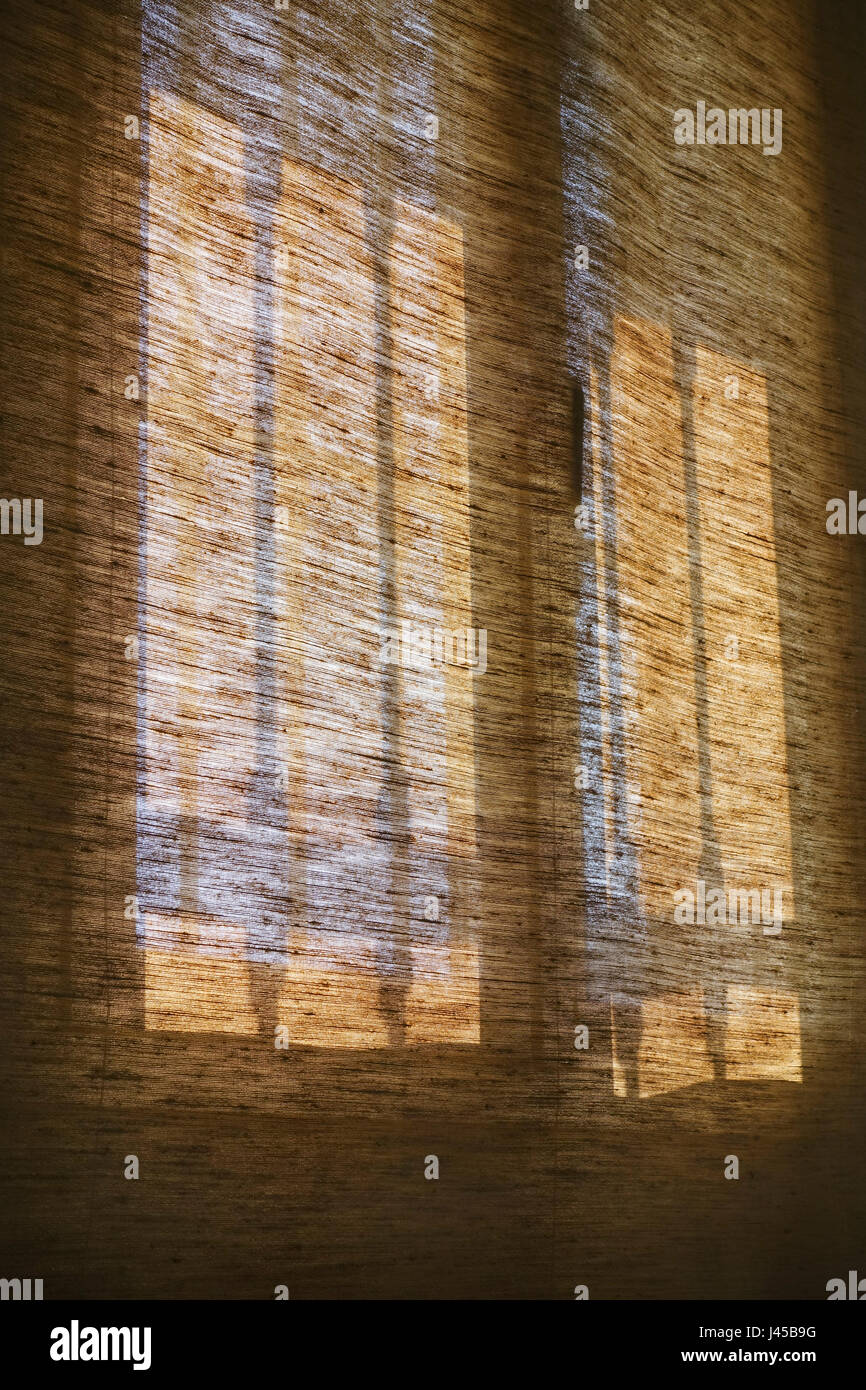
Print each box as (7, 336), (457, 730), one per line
(2, 0), (866, 1301)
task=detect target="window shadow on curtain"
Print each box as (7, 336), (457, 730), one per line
(575, 318), (801, 1101)
(138, 80), (481, 1047)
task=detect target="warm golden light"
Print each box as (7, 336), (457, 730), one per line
(601, 318), (798, 1094)
(589, 359), (622, 901)
(608, 316), (703, 918)
(692, 347), (793, 915)
(273, 157), (383, 849)
(611, 986), (801, 1097)
(143, 92), (259, 1031)
(144, 90), (257, 829)
(142, 111), (478, 1044)
(724, 986), (801, 1082)
(390, 198), (476, 859)
(611, 989), (714, 1098)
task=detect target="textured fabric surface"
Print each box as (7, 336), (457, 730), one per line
(1, 0), (865, 1298)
